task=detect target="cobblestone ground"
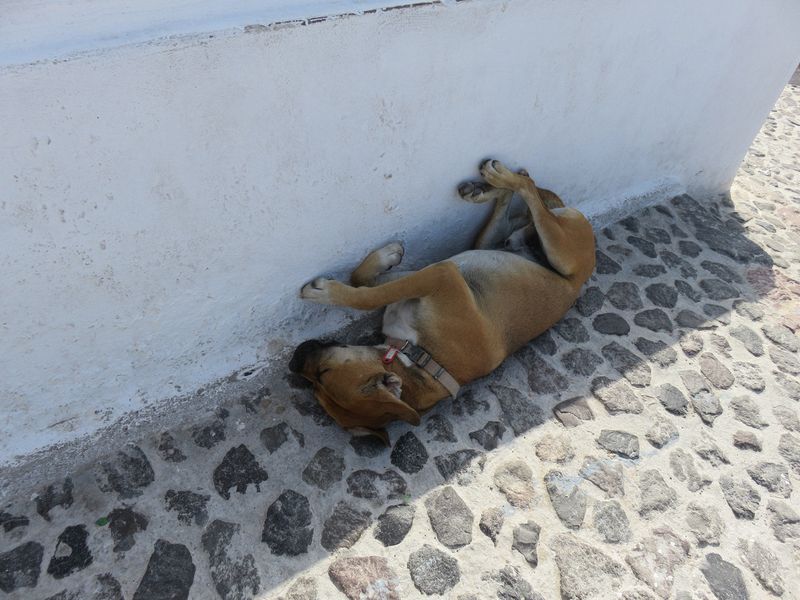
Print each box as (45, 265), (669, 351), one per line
(2, 80), (800, 600)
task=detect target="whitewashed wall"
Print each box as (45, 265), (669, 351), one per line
(2, 0), (799, 494)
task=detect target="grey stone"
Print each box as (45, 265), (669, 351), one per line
(494, 460), (535, 508)
(775, 371), (800, 401)
(733, 300), (765, 321)
(676, 309), (713, 330)
(634, 338), (677, 367)
(592, 312), (631, 336)
(709, 333), (732, 356)
(670, 449), (711, 491)
(482, 565), (544, 600)
(774, 404), (800, 432)
(96, 445), (155, 499)
(769, 346), (800, 375)
(634, 309), (673, 332)
(535, 433), (575, 463)
(767, 500), (800, 542)
(633, 264), (667, 278)
(659, 250), (697, 278)
(346, 469), (407, 501)
(554, 317), (590, 343)
(328, 556), (399, 600)
(692, 392), (723, 426)
(679, 240), (702, 257)
(434, 449), (485, 483)
(35, 478), (74, 521)
(686, 502), (725, 546)
(132, 540), (195, 600)
(596, 250), (622, 274)
(747, 462), (792, 497)
(0, 542), (43, 593)
(699, 353), (735, 389)
(729, 325), (764, 356)
(719, 474), (760, 519)
(291, 392), (334, 426)
(349, 435), (387, 458)
(47, 525), (92, 579)
(553, 397), (594, 427)
(260, 422), (304, 453)
(530, 330), (558, 356)
(469, 421), (506, 450)
(281, 577), (317, 600)
(548, 534), (626, 600)
(598, 430), (640, 459)
(544, 470), (587, 530)
(157, 432), (187, 463)
(730, 396), (768, 429)
(591, 377), (644, 414)
(450, 388), (490, 417)
(0, 512), (28, 533)
(645, 283), (678, 308)
(407, 545), (460, 595)
(601, 342), (651, 387)
(645, 416), (678, 448)
(321, 502), (371, 552)
(732, 431), (762, 451)
(638, 470), (676, 517)
(762, 323), (799, 352)
(192, 417), (226, 448)
(425, 486), (473, 548)
(390, 431), (429, 474)
(580, 456), (625, 497)
(693, 433), (730, 466)
(606, 282), (643, 310)
(703, 303), (730, 324)
(165, 490), (210, 526)
(679, 332), (705, 356)
(730, 362), (765, 392)
(512, 521), (541, 566)
(520, 348), (570, 394)
(425, 414), (456, 442)
(675, 279), (702, 302)
(491, 384), (546, 436)
(628, 235), (657, 258)
(202, 520), (260, 600)
(576, 286), (604, 316)
(593, 500), (630, 543)
(626, 528), (690, 599)
(479, 507), (504, 544)
(374, 504), (414, 547)
(645, 227), (671, 244)
(778, 433), (800, 474)
(656, 384), (689, 415)
(739, 539), (785, 596)
(700, 260), (743, 283)
(262, 490), (313, 556)
(302, 447), (344, 491)
(561, 348), (604, 376)
(213, 445), (268, 500)
(700, 278), (740, 300)
(108, 507), (148, 552)
(700, 553), (748, 600)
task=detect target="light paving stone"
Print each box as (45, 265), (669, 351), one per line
(626, 528), (689, 599)
(670, 449), (711, 491)
(512, 521), (541, 566)
(730, 396), (769, 429)
(374, 504), (415, 547)
(478, 507), (504, 545)
(494, 460), (535, 508)
(645, 415), (678, 449)
(738, 539), (785, 596)
(601, 342), (651, 387)
(580, 456), (625, 497)
(747, 462), (792, 497)
(699, 353), (735, 389)
(767, 500), (800, 542)
(638, 470), (676, 517)
(535, 434), (575, 463)
(544, 470), (587, 530)
(424, 486), (473, 548)
(732, 431), (762, 452)
(549, 534), (626, 600)
(328, 556), (399, 600)
(730, 362), (765, 392)
(407, 545), (460, 595)
(593, 501), (631, 544)
(700, 553), (748, 600)
(553, 397), (594, 428)
(686, 502), (725, 546)
(591, 377), (644, 414)
(719, 474), (760, 520)
(598, 430), (640, 458)
(773, 404), (800, 432)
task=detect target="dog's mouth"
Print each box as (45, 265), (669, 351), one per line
(383, 372), (403, 399)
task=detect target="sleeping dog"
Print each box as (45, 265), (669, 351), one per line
(289, 159), (595, 445)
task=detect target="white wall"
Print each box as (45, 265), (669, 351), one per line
(2, 0), (799, 486)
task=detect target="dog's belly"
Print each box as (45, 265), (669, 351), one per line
(382, 298), (420, 343)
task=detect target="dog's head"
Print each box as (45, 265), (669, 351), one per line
(288, 339), (421, 445)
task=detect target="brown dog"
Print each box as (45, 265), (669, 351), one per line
(289, 159), (596, 445)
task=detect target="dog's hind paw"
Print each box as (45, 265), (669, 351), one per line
(457, 180), (499, 204)
(479, 159), (529, 190)
(375, 241), (404, 270)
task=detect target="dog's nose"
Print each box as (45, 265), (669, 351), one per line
(288, 339), (341, 373)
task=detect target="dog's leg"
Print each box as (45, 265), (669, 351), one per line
(479, 159), (595, 284)
(302, 261), (464, 310)
(350, 242), (404, 287)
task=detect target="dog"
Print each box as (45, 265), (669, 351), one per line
(289, 159), (596, 445)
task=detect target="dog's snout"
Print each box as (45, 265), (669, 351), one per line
(288, 339), (341, 374)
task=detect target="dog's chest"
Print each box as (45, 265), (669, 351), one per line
(382, 299), (420, 344)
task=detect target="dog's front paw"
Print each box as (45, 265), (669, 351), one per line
(300, 277), (337, 304)
(376, 241), (404, 270)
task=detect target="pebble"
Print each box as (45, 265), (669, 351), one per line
(593, 500), (630, 543)
(512, 521), (541, 566)
(656, 384), (688, 415)
(478, 507), (504, 545)
(625, 528), (689, 599)
(407, 545), (460, 595)
(425, 487), (473, 548)
(645, 415), (678, 449)
(634, 338), (677, 367)
(321, 503), (371, 552)
(739, 539), (785, 596)
(686, 503), (725, 546)
(548, 534), (626, 599)
(535, 434), (575, 463)
(553, 397), (594, 428)
(469, 421), (506, 450)
(638, 470), (676, 517)
(729, 395), (768, 429)
(700, 553), (748, 600)
(579, 456), (625, 497)
(544, 470), (588, 530)
(732, 431), (762, 451)
(493, 460), (535, 508)
(719, 475), (760, 520)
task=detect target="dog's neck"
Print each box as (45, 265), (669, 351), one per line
(375, 346), (450, 411)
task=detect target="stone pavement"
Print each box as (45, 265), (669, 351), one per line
(2, 80), (800, 600)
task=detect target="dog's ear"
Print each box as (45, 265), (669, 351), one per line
(313, 386), (361, 429)
(348, 426), (390, 447)
(376, 388), (421, 426)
